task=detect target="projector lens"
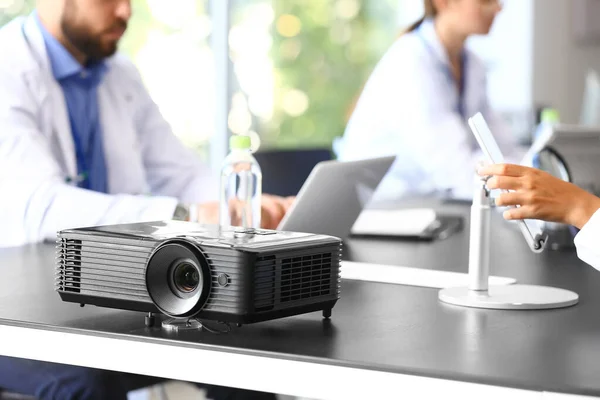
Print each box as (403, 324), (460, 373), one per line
(146, 241), (210, 318)
(173, 262), (200, 293)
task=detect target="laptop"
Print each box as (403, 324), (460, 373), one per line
(277, 156), (395, 238)
(277, 156), (463, 240)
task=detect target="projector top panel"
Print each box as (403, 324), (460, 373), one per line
(58, 221), (341, 252)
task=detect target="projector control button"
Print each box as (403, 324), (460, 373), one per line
(217, 273), (230, 287)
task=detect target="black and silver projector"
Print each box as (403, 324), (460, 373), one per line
(55, 221), (341, 325)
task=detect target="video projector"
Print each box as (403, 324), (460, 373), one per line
(55, 221), (342, 326)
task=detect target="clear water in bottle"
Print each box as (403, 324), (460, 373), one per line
(219, 135), (262, 229)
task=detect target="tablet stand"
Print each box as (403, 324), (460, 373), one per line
(438, 177), (579, 310)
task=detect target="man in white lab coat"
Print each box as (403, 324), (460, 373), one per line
(0, 0), (279, 398)
(480, 164), (600, 269)
(0, 0), (289, 248)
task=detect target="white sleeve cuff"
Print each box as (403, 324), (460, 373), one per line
(574, 208), (600, 270)
(127, 195), (179, 223)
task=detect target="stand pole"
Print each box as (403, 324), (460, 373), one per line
(468, 180), (491, 292)
(439, 178), (578, 310)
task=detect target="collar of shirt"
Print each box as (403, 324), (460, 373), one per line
(414, 17), (470, 121)
(33, 11), (108, 86)
(415, 18), (456, 68)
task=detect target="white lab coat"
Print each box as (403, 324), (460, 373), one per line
(338, 19), (518, 201)
(0, 16), (217, 247)
(575, 210), (600, 270)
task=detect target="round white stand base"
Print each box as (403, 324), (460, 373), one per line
(439, 284), (579, 310)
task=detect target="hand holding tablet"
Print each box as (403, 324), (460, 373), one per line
(468, 113), (548, 253)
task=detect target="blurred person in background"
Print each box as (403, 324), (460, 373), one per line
(337, 0), (519, 201)
(0, 0), (290, 249)
(0, 0), (282, 398)
(480, 163), (600, 270)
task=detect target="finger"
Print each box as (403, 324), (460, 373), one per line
(503, 206), (535, 221)
(261, 207), (274, 230)
(477, 163), (526, 178)
(261, 197), (285, 229)
(474, 161), (489, 175)
(228, 199), (244, 226)
(261, 210), (284, 229)
(262, 195), (284, 216)
(486, 176), (523, 191)
(495, 191), (527, 207)
(196, 202), (219, 224)
(270, 204), (286, 228)
(283, 196), (296, 211)
(273, 196), (287, 216)
(263, 194), (287, 215)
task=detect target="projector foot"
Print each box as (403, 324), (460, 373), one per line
(145, 312), (156, 328)
(323, 308), (332, 320)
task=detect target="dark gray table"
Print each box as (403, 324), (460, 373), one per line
(0, 211), (598, 399)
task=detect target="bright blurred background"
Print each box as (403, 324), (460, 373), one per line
(3, 0), (588, 172)
(0, 0), (402, 159)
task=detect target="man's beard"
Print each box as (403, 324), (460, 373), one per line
(61, 0), (126, 63)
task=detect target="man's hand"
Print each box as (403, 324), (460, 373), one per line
(260, 194), (295, 229)
(194, 194), (295, 230)
(478, 164), (600, 229)
(195, 201), (219, 225)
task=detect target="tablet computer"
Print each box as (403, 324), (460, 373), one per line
(468, 112), (548, 253)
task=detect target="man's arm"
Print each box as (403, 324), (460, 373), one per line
(0, 72), (178, 246)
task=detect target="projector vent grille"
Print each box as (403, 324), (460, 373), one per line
(59, 239), (82, 293)
(253, 255), (276, 312)
(280, 253), (332, 303)
(56, 238), (152, 302)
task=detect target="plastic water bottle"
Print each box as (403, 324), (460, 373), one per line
(219, 135), (262, 229)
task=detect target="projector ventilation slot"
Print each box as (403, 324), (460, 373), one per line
(58, 239), (83, 293)
(56, 239), (152, 302)
(280, 253), (332, 303)
(254, 255), (276, 312)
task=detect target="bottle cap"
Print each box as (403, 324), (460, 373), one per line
(541, 108), (560, 124)
(230, 135), (251, 150)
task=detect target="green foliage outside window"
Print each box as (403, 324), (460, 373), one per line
(263, 0), (398, 149)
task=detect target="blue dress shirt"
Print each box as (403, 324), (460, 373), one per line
(35, 13), (109, 193)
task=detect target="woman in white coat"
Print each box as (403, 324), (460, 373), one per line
(338, 0), (516, 200)
(480, 163), (600, 269)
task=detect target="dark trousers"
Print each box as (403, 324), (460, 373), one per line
(0, 356), (276, 400)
